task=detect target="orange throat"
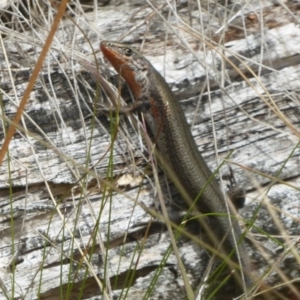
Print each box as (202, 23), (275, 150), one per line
(101, 44), (142, 99)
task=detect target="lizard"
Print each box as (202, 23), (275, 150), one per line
(100, 40), (253, 297)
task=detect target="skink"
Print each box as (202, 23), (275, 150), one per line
(100, 40), (252, 296)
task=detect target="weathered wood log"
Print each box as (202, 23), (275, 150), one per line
(0, 1), (300, 299)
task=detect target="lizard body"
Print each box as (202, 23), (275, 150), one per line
(100, 40), (253, 296)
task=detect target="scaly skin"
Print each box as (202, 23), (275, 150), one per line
(100, 40), (253, 296)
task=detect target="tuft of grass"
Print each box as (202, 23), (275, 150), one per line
(0, 1), (300, 299)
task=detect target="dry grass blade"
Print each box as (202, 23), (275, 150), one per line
(0, 1), (300, 299)
(0, 0), (70, 166)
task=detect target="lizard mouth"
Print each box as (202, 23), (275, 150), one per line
(100, 41), (142, 99)
(100, 41), (127, 73)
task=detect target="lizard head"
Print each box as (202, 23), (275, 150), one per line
(100, 41), (150, 99)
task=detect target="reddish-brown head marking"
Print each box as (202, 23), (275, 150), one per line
(100, 41), (142, 99)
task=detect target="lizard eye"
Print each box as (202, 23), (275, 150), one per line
(124, 48), (133, 56)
